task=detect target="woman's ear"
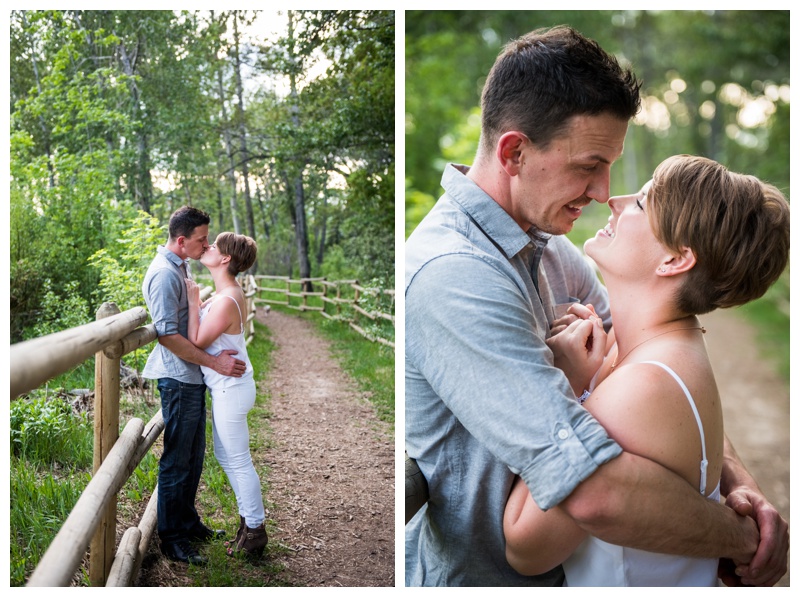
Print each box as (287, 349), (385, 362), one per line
(495, 131), (529, 177)
(656, 247), (696, 276)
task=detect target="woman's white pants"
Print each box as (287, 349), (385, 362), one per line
(210, 381), (265, 528)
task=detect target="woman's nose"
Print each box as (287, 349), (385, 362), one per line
(608, 193), (635, 214)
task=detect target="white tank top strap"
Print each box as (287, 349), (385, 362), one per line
(215, 293), (244, 333)
(641, 360), (708, 495)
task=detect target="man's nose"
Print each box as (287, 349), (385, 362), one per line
(586, 168), (612, 204)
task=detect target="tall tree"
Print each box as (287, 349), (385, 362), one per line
(232, 11), (258, 249)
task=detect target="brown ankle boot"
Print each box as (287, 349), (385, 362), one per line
(224, 516), (246, 555)
(236, 523), (268, 559)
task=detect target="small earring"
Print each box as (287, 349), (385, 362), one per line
(658, 266), (666, 273)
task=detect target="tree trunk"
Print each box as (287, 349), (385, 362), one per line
(255, 181), (270, 240)
(287, 11), (312, 291)
(315, 192), (328, 267)
(215, 23), (241, 235)
(116, 31), (153, 212)
(232, 12), (257, 259)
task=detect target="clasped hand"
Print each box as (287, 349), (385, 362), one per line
(546, 303), (607, 395)
(184, 278), (201, 306)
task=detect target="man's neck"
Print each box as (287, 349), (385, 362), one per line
(164, 239), (186, 260)
(467, 159), (529, 233)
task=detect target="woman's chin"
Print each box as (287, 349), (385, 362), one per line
(583, 236), (598, 256)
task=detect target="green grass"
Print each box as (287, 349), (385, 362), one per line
(10, 458), (92, 586)
(10, 386), (163, 586)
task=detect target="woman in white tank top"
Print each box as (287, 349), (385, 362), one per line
(185, 231), (268, 559)
(503, 155), (790, 586)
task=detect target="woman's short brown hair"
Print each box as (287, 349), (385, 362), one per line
(647, 155), (789, 315)
(215, 232), (257, 276)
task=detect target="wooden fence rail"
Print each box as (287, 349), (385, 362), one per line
(254, 275), (395, 348)
(12, 275), (257, 586)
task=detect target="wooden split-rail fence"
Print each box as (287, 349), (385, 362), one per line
(10, 276), (257, 587)
(253, 275), (395, 349)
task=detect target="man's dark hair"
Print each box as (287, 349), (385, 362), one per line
(480, 26), (642, 154)
(168, 206), (211, 240)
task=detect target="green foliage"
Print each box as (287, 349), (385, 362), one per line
(22, 278), (91, 341)
(10, 395), (93, 467)
(338, 169), (395, 284)
(319, 245), (358, 280)
(88, 210), (166, 311)
(11, 10), (395, 346)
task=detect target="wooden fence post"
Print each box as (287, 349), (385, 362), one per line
(353, 280), (360, 324)
(90, 302), (121, 586)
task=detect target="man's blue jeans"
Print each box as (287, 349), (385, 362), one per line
(156, 378), (207, 545)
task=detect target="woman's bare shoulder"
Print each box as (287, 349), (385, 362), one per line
(584, 361), (716, 487)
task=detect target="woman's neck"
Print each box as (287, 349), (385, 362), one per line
(606, 277), (697, 360)
(210, 268), (238, 293)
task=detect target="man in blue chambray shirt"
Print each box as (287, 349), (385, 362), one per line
(142, 206), (245, 565)
(406, 26), (785, 586)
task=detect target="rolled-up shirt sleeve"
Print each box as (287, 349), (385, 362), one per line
(406, 252), (622, 511)
(144, 268), (182, 337)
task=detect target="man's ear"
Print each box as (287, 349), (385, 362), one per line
(495, 131), (529, 177)
(656, 247), (696, 276)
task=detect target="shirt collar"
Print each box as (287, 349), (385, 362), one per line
(442, 164), (550, 257)
(157, 245), (188, 270)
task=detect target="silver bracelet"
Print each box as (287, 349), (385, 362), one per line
(578, 389), (591, 405)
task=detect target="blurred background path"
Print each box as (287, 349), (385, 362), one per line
(702, 308), (790, 587)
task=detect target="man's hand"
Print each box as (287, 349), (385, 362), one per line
(213, 349), (246, 377)
(725, 486), (789, 586)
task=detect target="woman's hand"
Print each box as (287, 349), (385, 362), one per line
(550, 303), (599, 336)
(184, 278), (200, 308)
(546, 314), (607, 395)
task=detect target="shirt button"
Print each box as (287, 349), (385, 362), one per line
(557, 429), (569, 440)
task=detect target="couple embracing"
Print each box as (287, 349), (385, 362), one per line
(141, 206), (267, 565)
(405, 26), (789, 586)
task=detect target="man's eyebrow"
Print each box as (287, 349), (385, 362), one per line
(578, 153), (613, 164)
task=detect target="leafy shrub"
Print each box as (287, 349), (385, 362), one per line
(10, 396), (93, 468)
(23, 279), (91, 341)
(88, 209), (166, 312)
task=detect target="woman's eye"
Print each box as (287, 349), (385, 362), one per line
(635, 199), (644, 211)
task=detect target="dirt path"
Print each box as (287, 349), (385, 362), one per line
(701, 309), (790, 587)
(257, 309), (394, 587)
